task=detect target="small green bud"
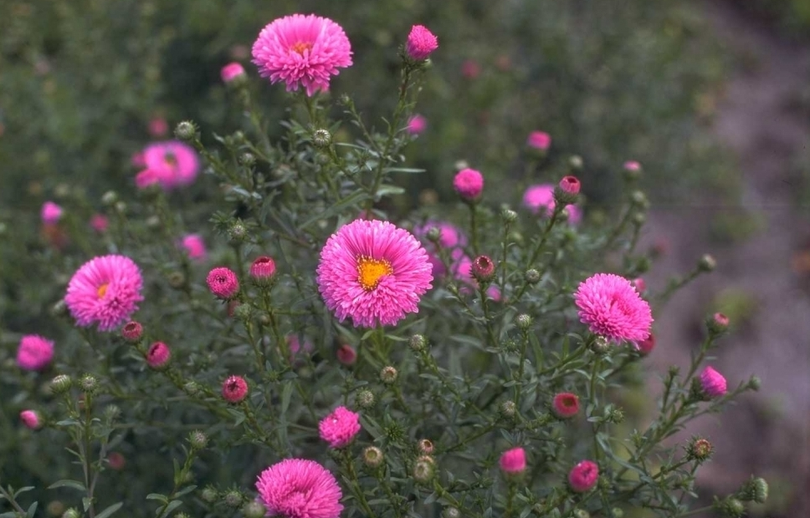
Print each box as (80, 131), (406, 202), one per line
(104, 404), (121, 421)
(223, 490), (243, 507)
(51, 374), (72, 394)
(101, 191), (118, 206)
(714, 497), (745, 518)
(167, 271), (185, 289)
(747, 376), (761, 391)
(189, 430), (208, 450)
(228, 221), (248, 243)
(62, 509), (81, 518)
(233, 303), (254, 322)
(501, 208), (518, 224)
(175, 513), (190, 518)
(605, 406), (624, 424)
(239, 152), (256, 167)
(50, 299), (68, 318)
(499, 400), (517, 419)
(380, 366), (398, 384)
(569, 155), (584, 171)
(175, 121), (197, 142)
(363, 446), (384, 468)
(409, 334), (427, 352)
(591, 336), (610, 355)
(573, 510), (590, 518)
(753, 477), (768, 503)
(630, 190), (648, 208)
(412, 456), (435, 484)
(312, 129), (332, 148)
(686, 437), (713, 462)
(610, 508), (624, 518)
(200, 487), (218, 503)
(79, 374), (98, 394)
(698, 254), (716, 272)
(183, 381), (200, 396)
(515, 314), (533, 330)
(443, 507), (461, 518)
(243, 501), (267, 518)
(557, 206), (570, 222)
(524, 269), (540, 284)
(356, 389), (375, 409)
(426, 227), (441, 242)
(114, 201), (127, 214)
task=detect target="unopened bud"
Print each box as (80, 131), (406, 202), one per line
(443, 507), (461, 518)
(708, 312), (729, 334)
(417, 439), (434, 455)
(175, 121), (197, 142)
(591, 336), (610, 355)
(189, 430), (208, 450)
(524, 269), (540, 284)
(409, 334), (427, 352)
(632, 212), (646, 226)
(630, 190), (648, 208)
(356, 389), (375, 409)
(114, 201), (127, 214)
(243, 501), (267, 518)
(500, 400), (517, 419)
(515, 314), (533, 330)
(104, 405), (121, 421)
(183, 381), (200, 396)
(121, 321), (143, 343)
(239, 153), (256, 167)
(698, 254), (716, 272)
(200, 487), (218, 503)
(714, 497), (745, 518)
(228, 222), (247, 243)
(747, 376), (761, 391)
(555, 176), (580, 205)
(312, 129), (332, 148)
(223, 490), (243, 507)
(569, 155), (584, 171)
(611, 508), (624, 518)
(167, 271), (185, 289)
(623, 160), (642, 180)
(51, 374), (72, 394)
(573, 510), (590, 518)
(233, 303), (253, 322)
(62, 509), (81, 518)
(363, 446), (384, 468)
(380, 366), (398, 384)
(412, 456), (435, 484)
(79, 374), (98, 394)
(686, 437), (713, 462)
(471, 255), (496, 283)
(426, 227), (441, 242)
(101, 191), (118, 206)
(501, 209), (518, 224)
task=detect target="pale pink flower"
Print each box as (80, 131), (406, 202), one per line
(527, 131), (551, 151)
(499, 447), (527, 474)
(20, 410), (41, 430)
(221, 62), (246, 83)
(407, 114), (428, 135)
(700, 366), (727, 398)
(180, 234), (207, 262)
(317, 219), (433, 328)
(41, 201), (63, 224)
(406, 25), (438, 60)
(552, 393), (579, 418)
(17, 335), (54, 371)
(574, 273), (653, 343)
(319, 406), (361, 448)
(252, 14), (353, 96)
(569, 460), (599, 492)
(141, 141), (200, 189)
(206, 267), (239, 299)
(522, 184), (582, 224)
(256, 459), (343, 518)
(453, 168), (484, 201)
(65, 255), (144, 331)
(90, 214), (109, 233)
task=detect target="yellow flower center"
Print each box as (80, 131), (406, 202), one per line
(290, 41), (314, 55)
(97, 283), (109, 298)
(357, 256), (393, 291)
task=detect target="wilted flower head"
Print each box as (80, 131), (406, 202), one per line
(318, 406), (361, 448)
(406, 25), (438, 60)
(65, 255), (144, 331)
(499, 447), (527, 475)
(317, 219), (433, 328)
(17, 335), (54, 371)
(568, 460), (599, 492)
(139, 141), (200, 190)
(41, 201), (63, 224)
(700, 366), (727, 398)
(252, 14), (353, 96)
(180, 234), (207, 262)
(256, 459), (343, 518)
(574, 273), (653, 344)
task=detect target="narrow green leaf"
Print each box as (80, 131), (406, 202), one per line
(146, 494), (169, 503)
(96, 502), (123, 518)
(25, 502), (37, 518)
(48, 480), (86, 492)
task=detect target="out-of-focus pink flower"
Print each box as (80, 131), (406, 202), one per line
(140, 141), (200, 189)
(149, 117), (169, 137)
(20, 410), (42, 430)
(407, 114), (428, 135)
(406, 25), (438, 60)
(180, 234), (207, 262)
(221, 62), (246, 83)
(462, 59), (480, 79)
(41, 201), (63, 224)
(527, 131), (551, 151)
(90, 214), (109, 233)
(16, 335), (54, 371)
(700, 366), (727, 398)
(522, 184), (582, 224)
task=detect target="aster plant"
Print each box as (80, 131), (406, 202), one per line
(1, 14), (768, 518)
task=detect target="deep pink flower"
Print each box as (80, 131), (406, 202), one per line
(17, 335), (54, 371)
(638, 333), (656, 355)
(222, 375), (249, 403)
(559, 176), (581, 195)
(141, 141), (200, 189)
(319, 406), (361, 448)
(256, 459), (343, 518)
(624, 160), (641, 172)
(252, 14), (353, 96)
(20, 410), (41, 430)
(406, 25), (438, 60)
(146, 342), (171, 369)
(713, 312), (729, 329)
(149, 117), (168, 137)
(407, 114), (428, 135)
(221, 62), (246, 83)
(453, 168), (484, 201)
(499, 447), (527, 474)
(471, 255), (495, 282)
(131, 151), (146, 168)
(180, 234), (207, 262)
(574, 273), (653, 343)
(121, 321), (143, 343)
(631, 277), (646, 294)
(700, 366), (727, 398)
(527, 131), (551, 151)
(569, 460), (599, 492)
(336, 344), (357, 365)
(90, 214), (109, 233)
(65, 255), (144, 331)
(522, 184), (582, 224)
(250, 256), (276, 281)
(552, 393), (580, 419)
(207, 267), (240, 299)
(317, 219), (433, 328)
(41, 201), (63, 224)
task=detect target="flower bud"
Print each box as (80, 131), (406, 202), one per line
(555, 176), (580, 204)
(175, 121), (198, 142)
(686, 437), (713, 462)
(637, 333), (655, 356)
(62, 508), (81, 518)
(406, 25), (438, 61)
(412, 456), (435, 484)
(222, 375), (249, 403)
(501, 208), (517, 224)
(51, 299), (68, 318)
(51, 374), (72, 394)
(189, 430), (208, 450)
(524, 269), (540, 284)
(443, 508), (461, 518)
(499, 400), (517, 419)
(753, 477), (768, 503)
(101, 191), (118, 206)
(227, 222), (248, 243)
(114, 201), (127, 214)
(221, 62), (246, 84)
(499, 447), (527, 475)
(223, 490), (243, 507)
(233, 303), (253, 322)
(409, 334), (427, 352)
(312, 129), (332, 148)
(121, 321), (143, 343)
(356, 389), (375, 409)
(363, 446), (384, 468)
(471, 255), (495, 283)
(591, 336), (610, 355)
(380, 366), (398, 384)
(417, 439), (434, 455)
(623, 160), (642, 180)
(200, 487), (218, 503)
(425, 227), (441, 242)
(714, 497), (745, 518)
(243, 501), (267, 518)
(747, 375), (761, 391)
(611, 508), (624, 518)
(79, 374), (98, 394)
(104, 405), (121, 421)
(573, 510), (590, 518)
(708, 312), (729, 334)
(569, 155), (583, 171)
(698, 254), (716, 272)
(632, 213), (646, 226)
(20, 410), (42, 430)
(250, 256), (276, 284)
(183, 381), (200, 396)
(515, 314), (533, 330)
(630, 190), (648, 208)
(146, 342), (171, 370)
(240, 152), (256, 167)
(699, 366), (727, 399)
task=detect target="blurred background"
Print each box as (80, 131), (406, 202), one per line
(1, 0), (809, 516)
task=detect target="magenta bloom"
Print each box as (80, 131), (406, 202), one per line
(250, 256), (277, 281)
(146, 342), (171, 369)
(41, 201), (63, 224)
(221, 62), (246, 83)
(552, 392), (580, 419)
(569, 460), (599, 492)
(17, 335), (54, 371)
(317, 219), (433, 328)
(319, 406), (361, 448)
(20, 410), (42, 430)
(180, 234), (207, 262)
(574, 273), (653, 343)
(499, 447), (527, 474)
(207, 267), (240, 299)
(527, 131), (551, 151)
(700, 366), (727, 398)
(252, 14), (353, 96)
(336, 344), (357, 365)
(559, 176), (581, 195)
(65, 255), (144, 331)
(90, 214), (109, 233)
(453, 168), (484, 201)
(256, 459), (343, 518)
(624, 160), (641, 172)
(140, 141), (200, 189)
(222, 375), (249, 403)
(406, 25), (438, 60)
(407, 114), (428, 135)
(522, 184), (582, 224)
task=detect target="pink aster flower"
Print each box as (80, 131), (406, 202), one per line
(453, 168), (484, 201)
(527, 131), (551, 151)
(319, 406), (361, 448)
(180, 234), (207, 262)
(17, 335), (54, 371)
(141, 141), (200, 189)
(569, 460), (599, 492)
(336, 344), (357, 365)
(317, 219), (433, 328)
(252, 14), (353, 96)
(222, 375), (249, 403)
(20, 410), (42, 430)
(552, 392), (580, 419)
(700, 366), (727, 398)
(406, 25), (438, 61)
(221, 62), (246, 83)
(65, 255), (144, 331)
(407, 114), (428, 135)
(135, 168), (160, 189)
(286, 334), (314, 359)
(250, 256), (277, 282)
(522, 184), (582, 224)
(41, 201), (63, 224)
(499, 447), (527, 475)
(256, 459), (343, 518)
(90, 214), (109, 233)
(146, 342), (171, 369)
(624, 160), (641, 172)
(148, 117), (168, 137)
(207, 267), (240, 299)
(413, 220), (466, 277)
(574, 273), (653, 344)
